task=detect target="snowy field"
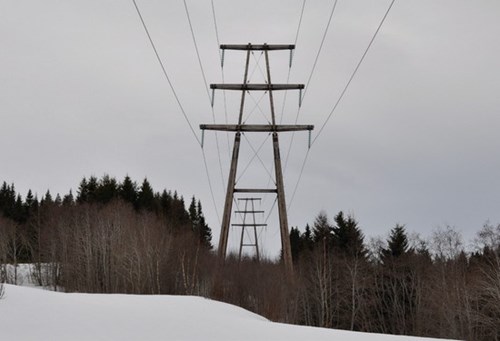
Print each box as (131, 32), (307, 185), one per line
(0, 282), (458, 341)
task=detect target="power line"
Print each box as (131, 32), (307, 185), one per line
(287, 0), (396, 212)
(210, 0), (231, 159)
(183, 0), (226, 190)
(132, 0), (221, 225)
(279, 0), (307, 124)
(283, 0), (339, 174)
(131, 0), (201, 146)
(282, 0), (339, 214)
(302, 0), (339, 102)
(287, 148), (310, 210)
(312, 0), (397, 146)
(293, 0), (307, 45)
(210, 0), (221, 48)
(183, 0), (211, 101)
(202, 150), (222, 224)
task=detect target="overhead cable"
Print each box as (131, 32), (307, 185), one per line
(283, 0), (339, 176)
(132, 0), (201, 146)
(132, 0), (221, 224)
(312, 0), (396, 146)
(287, 0), (396, 212)
(279, 0), (307, 124)
(210, 0), (231, 159)
(183, 0), (226, 190)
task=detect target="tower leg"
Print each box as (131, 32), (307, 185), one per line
(238, 199), (248, 261)
(272, 132), (293, 275)
(218, 132), (241, 259)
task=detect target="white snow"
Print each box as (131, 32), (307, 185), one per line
(0, 284), (458, 341)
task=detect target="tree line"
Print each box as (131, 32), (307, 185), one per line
(0, 178), (499, 340)
(288, 212), (499, 340)
(0, 175), (212, 293)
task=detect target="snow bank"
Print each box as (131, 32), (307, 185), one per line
(0, 284), (457, 341)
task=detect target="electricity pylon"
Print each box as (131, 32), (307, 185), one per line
(200, 43), (313, 275)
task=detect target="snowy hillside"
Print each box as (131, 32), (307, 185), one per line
(0, 284), (457, 341)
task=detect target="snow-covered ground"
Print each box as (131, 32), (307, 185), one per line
(0, 283), (458, 341)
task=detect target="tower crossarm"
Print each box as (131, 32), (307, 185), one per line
(221, 44), (295, 51)
(210, 84), (303, 91)
(234, 188), (277, 193)
(231, 224), (268, 227)
(200, 124), (313, 132)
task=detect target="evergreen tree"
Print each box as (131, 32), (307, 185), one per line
(54, 194), (62, 206)
(119, 175), (137, 207)
(196, 200), (212, 249)
(137, 178), (155, 211)
(62, 190), (74, 206)
(77, 177), (89, 203)
(0, 182), (16, 220)
(186, 196), (212, 248)
(378, 224), (416, 335)
(40, 190), (53, 207)
(159, 190), (172, 216)
(95, 175), (118, 203)
(170, 192), (189, 227)
(332, 211), (367, 259)
(290, 227), (302, 262)
(14, 194), (26, 223)
(86, 176), (98, 202)
(381, 224), (410, 261)
(24, 189), (39, 219)
(25, 190), (35, 210)
(312, 211), (332, 244)
(302, 224), (314, 251)
(188, 196), (198, 223)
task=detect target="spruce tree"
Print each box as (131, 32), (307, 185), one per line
(379, 224), (416, 335)
(0, 183), (16, 220)
(188, 196), (198, 223)
(159, 190), (172, 216)
(77, 177), (89, 203)
(41, 190), (53, 206)
(14, 194), (25, 223)
(196, 200), (212, 249)
(96, 175), (118, 203)
(119, 175), (137, 207)
(302, 224), (314, 251)
(332, 211), (367, 259)
(290, 227), (302, 262)
(86, 176), (98, 203)
(54, 194), (62, 206)
(62, 190), (74, 206)
(24, 189), (39, 219)
(25, 190), (35, 210)
(312, 212), (332, 244)
(137, 178), (155, 211)
(381, 224), (410, 261)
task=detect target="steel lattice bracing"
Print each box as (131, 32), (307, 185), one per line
(200, 43), (313, 275)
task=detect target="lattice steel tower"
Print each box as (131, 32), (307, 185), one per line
(200, 43), (313, 274)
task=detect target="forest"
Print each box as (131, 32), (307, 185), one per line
(0, 175), (499, 341)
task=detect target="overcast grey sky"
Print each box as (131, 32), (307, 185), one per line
(1, 0), (499, 257)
